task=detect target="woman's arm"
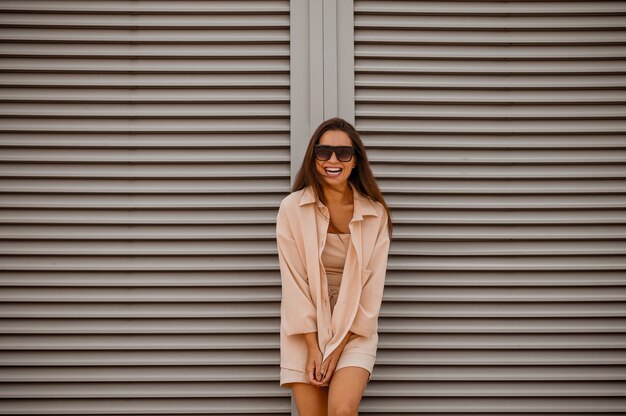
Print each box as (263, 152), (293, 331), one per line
(276, 199), (318, 337)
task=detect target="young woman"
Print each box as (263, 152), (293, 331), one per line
(276, 117), (393, 415)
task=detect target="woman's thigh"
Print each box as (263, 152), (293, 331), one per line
(291, 382), (329, 416)
(327, 366), (370, 415)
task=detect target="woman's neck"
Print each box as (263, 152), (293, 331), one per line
(321, 183), (353, 206)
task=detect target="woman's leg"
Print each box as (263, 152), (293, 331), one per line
(291, 382), (330, 416)
(327, 366), (370, 416)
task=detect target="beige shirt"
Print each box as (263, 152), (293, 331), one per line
(276, 181), (391, 372)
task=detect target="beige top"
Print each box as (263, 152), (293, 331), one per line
(322, 232), (351, 314)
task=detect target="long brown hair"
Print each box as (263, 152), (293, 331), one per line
(292, 117), (393, 239)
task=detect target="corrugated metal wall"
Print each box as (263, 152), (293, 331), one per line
(0, 0), (292, 414)
(354, 0), (626, 414)
(2, 0), (625, 415)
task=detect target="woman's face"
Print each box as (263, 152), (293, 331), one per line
(314, 130), (356, 187)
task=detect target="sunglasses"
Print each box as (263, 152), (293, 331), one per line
(314, 145), (355, 162)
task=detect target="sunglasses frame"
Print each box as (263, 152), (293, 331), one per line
(313, 144), (356, 162)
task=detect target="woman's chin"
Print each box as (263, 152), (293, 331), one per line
(321, 175), (348, 186)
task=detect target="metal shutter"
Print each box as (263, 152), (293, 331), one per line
(0, 1), (291, 414)
(354, 0), (626, 414)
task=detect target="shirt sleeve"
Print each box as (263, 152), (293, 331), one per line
(276, 199), (318, 336)
(349, 208), (391, 337)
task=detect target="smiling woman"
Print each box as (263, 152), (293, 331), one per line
(276, 117), (393, 415)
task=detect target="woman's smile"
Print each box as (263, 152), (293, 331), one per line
(324, 166), (344, 177)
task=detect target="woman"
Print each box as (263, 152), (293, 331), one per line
(276, 117), (393, 415)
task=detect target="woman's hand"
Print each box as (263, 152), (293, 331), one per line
(317, 332), (352, 385)
(316, 346), (343, 385)
(306, 347), (326, 386)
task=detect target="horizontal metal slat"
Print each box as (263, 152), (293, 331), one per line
(356, 59), (626, 74)
(1, 103), (290, 117)
(0, 13), (290, 28)
(0, 0), (290, 14)
(370, 147), (626, 163)
(360, 133), (626, 149)
(381, 318), (626, 333)
(0, 132), (290, 148)
(0, 164), (288, 179)
(372, 364), (626, 380)
(355, 29), (626, 44)
(1, 365), (279, 382)
(392, 240), (626, 256)
(382, 301), (626, 317)
(356, 397), (626, 413)
(356, 73), (626, 89)
(386, 271), (626, 287)
(0, 302), (282, 317)
(366, 381), (626, 396)
(379, 333), (626, 349)
(0, 178), (289, 193)
(0, 72), (290, 87)
(374, 165), (626, 179)
(0, 28), (289, 43)
(0, 193), (284, 209)
(355, 15), (626, 30)
(0, 118), (291, 132)
(0, 149), (290, 163)
(356, 88), (626, 103)
(356, 44), (626, 59)
(0, 318), (279, 334)
(0, 398), (290, 415)
(356, 104), (626, 118)
(355, 118), (626, 133)
(0, 349), (278, 366)
(0, 381), (288, 398)
(0, 209), (281, 224)
(0, 57), (290, 72)
(386, 193), (626, 209)
(0, 286), (281, 303)
(0, 43), (290, 58)
(1, 88), (290, 102)
(383, 286), (626, 301)
(389, 257), (626, 273)
(0, 334), (280, 350)
(354, 1), (626, 15)
(375, 179), (626, 193)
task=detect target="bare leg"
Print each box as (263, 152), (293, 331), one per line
(291, 382), (330, 416)
(327, 366), (370, 416)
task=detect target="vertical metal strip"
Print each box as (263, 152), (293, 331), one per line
(290, 0), (355, 186)
(337, 0), (355, 123)
(323, 0), (338, 118)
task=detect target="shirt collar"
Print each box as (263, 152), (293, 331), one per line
(298, 181), (380, 220)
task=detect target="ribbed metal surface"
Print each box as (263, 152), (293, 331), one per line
(0, 0), (291, 414)
(355, 0), (626, 414)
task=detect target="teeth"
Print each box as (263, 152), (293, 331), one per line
(325, 168), (341, 172)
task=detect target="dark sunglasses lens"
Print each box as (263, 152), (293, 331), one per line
(314, 147), (332, 160)
(336, 148), (354, 161)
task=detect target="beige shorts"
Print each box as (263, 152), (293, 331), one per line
(280, 351), (375, 388)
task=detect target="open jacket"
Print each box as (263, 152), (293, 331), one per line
(276, 181), (391, 377)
